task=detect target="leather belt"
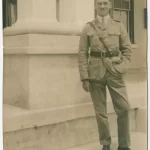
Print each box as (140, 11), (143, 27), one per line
(90, 50), (119, 58)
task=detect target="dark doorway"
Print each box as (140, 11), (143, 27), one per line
(3, 0), (17, 28)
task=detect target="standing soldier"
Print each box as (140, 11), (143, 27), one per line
(78, 0), (132, 150)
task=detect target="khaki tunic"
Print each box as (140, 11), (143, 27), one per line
(78, 17), (132, 81)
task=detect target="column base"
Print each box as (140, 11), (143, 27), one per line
(4, 20), (85, 36)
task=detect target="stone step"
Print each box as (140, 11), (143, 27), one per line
(3, 106), (137, 150)
(64, 132), (147, 150)
(4, 102), (137, 135)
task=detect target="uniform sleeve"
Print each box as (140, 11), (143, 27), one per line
(78, 24), (90, 81)
(119, 23), (132, 61)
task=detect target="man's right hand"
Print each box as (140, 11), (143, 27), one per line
(82, 80), (91, 92)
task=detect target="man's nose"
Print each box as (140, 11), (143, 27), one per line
(100, 4), (105, 8)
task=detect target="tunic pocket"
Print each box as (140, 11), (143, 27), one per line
(107, 29), (120, 47)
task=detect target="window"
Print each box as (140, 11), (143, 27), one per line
(94, 0), (134, 43)
(112, 0), (130, 30)
(3, 0), (17, 28)
(112, 0), (134, 43)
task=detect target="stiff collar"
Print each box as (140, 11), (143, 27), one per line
(96, 14), (110, 24)
(94, 15), (113, 29)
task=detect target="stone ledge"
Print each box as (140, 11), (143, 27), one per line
(4, 46), (138, 55)
(4, 45), (137, 55)
(3, 22), (84, 36)
(4, 47), (78, 55)
(4, 94), (141, 133)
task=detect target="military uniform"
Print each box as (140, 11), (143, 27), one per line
(78, 15), (132, 148)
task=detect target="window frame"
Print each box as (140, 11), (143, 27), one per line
(112, 0), (134, 43)
(113, 0), (131, 11)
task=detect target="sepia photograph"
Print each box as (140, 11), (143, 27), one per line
(2, 0), (147, 150)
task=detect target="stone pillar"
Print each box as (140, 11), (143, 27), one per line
(3, 0), (59, 109)
(4, 0), (61, 35)
(4, 0), (95, 110)
(59, 0), (95, 25)
(17, 0), (57, 23)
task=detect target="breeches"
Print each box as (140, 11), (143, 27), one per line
(90, 71), (131, 147)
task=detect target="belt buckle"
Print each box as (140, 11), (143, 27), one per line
(101, 51), (106, 58)
(108, 49), (113, 57)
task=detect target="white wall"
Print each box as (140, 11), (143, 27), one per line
(134, 0), (147, 68)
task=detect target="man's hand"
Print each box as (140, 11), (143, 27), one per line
(82, 80), (91, 92)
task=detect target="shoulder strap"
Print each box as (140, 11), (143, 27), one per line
(88, 22), (111, 53)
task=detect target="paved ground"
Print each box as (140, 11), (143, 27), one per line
(65, 132), (147, 150)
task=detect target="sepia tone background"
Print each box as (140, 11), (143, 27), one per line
(3, 0), (147, 150)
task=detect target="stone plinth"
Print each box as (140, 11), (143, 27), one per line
(3, 32), (147, 109)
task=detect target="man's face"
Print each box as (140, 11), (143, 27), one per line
(95, 0), (112, 17)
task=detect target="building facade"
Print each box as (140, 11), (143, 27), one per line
(3, 0), (147, 150)
(3, 0), (147, 67)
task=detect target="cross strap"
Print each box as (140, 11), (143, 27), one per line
(88, 22), (113, 54)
